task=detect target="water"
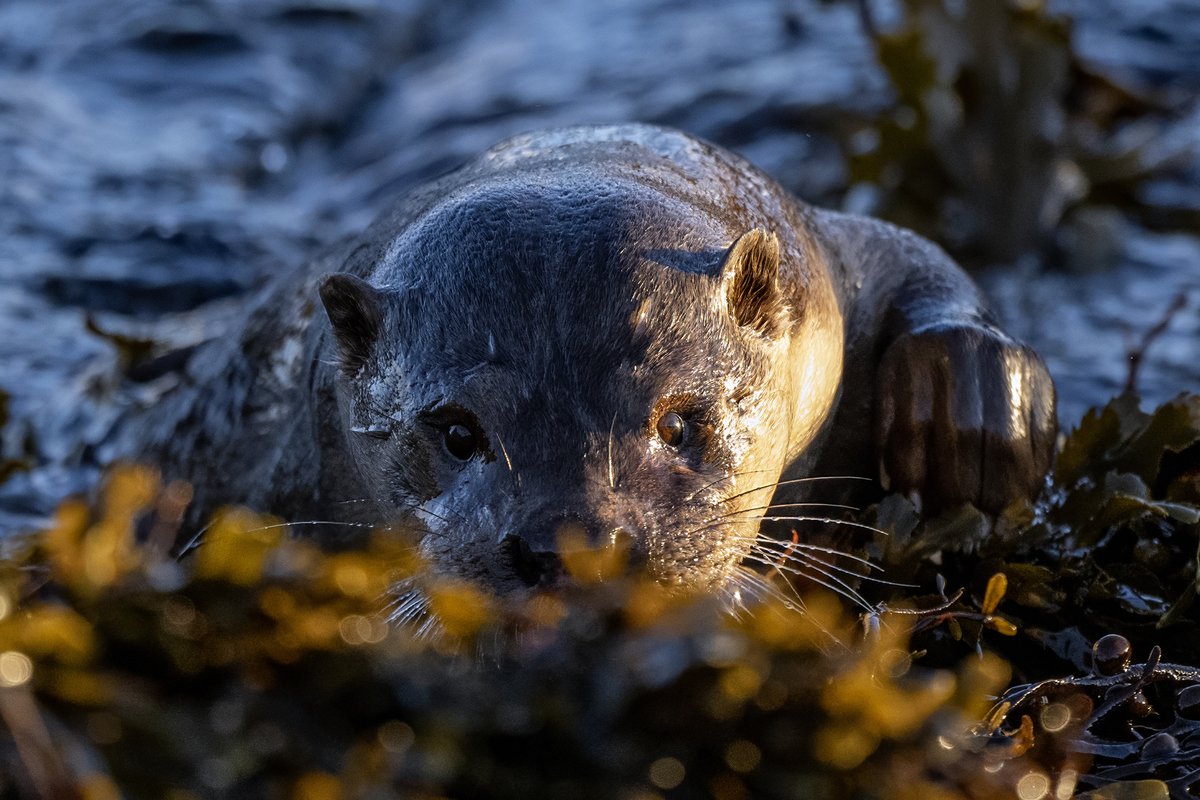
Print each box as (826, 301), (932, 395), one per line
(0, 0), (1197, 531)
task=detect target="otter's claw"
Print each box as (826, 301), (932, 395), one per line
(875, 324), (1057, 514)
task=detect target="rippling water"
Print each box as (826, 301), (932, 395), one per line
(0, 0), (1197, 531)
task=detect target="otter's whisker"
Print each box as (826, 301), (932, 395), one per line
(742, 552), (874, 611)
(388, 591), (430, 627)
(325, 494), (467, 538)
(243, 520), (373, 535)
(176, 518), (378, 560)
(364, 401), (400, 424)
(412, 503), (461, 530)
(746, 555), (812, 609)
(413, 614), (445, 642)
(684, 469), (773, 503)
(751, 541), (873, 582)
(675, 500), (860, 543)
(757, 515), (889, 537)
(379, 491), (467, 535)
(761, 501), (859, 513)
(495, 433), (515, 479)
(716, 512), (889, 539)
(726, 566), (849, 651)
(795, 554), (915, 589)
(381, 578), (413, 606)
(607, 413), (619, 491)
(758, 544), (916, 587)
(176, 520), (215, 559)
(384, 579), (446, 644)
(720, 565), (803, 615)
(720, 475), (873, 507)
(709, 501), (859, 525)
(752, 542), (915, 589)
(753, 539), (882, 571)
(677, 509), (886, 546)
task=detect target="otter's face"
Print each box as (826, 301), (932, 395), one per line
(318, 185), (841, 597)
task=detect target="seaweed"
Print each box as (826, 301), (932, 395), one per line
(0, 392), (31, 487)
(0, 394), (1196, 798)
(842, 0), (1195, 267)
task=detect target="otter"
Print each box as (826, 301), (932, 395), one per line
(114, 124), (1056, 597)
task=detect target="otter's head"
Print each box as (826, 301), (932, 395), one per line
(318, 176), (842, 598)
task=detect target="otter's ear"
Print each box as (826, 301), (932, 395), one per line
(319, 273), (383, 376)
(720, 228), (784, 336)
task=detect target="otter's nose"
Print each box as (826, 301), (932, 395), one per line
(501, 516), (599, 588)
(502, 533), (564, 588)
(502, 516), (640, 588)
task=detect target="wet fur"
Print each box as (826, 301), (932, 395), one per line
(113, 124), (1056, 595)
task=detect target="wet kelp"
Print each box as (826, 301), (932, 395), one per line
(0, 394), (1197, 799)
(842, 0), (1195, 266)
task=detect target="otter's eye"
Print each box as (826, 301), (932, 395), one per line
(443, 423), (478, 460)
(656, 411), (686, 447)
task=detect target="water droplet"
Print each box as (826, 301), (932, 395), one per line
(1091, 633), (1131, 675)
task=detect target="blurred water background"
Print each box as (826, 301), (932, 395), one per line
(0, 0), (1197, 531)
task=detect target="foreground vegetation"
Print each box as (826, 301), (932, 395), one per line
(0, 392), (1197, 799)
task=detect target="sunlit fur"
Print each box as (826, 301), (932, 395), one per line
(125, 124), (1053, 606)
(329, 130), (845, 594)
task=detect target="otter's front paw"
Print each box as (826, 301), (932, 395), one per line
(875, 325), (1057, 514)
